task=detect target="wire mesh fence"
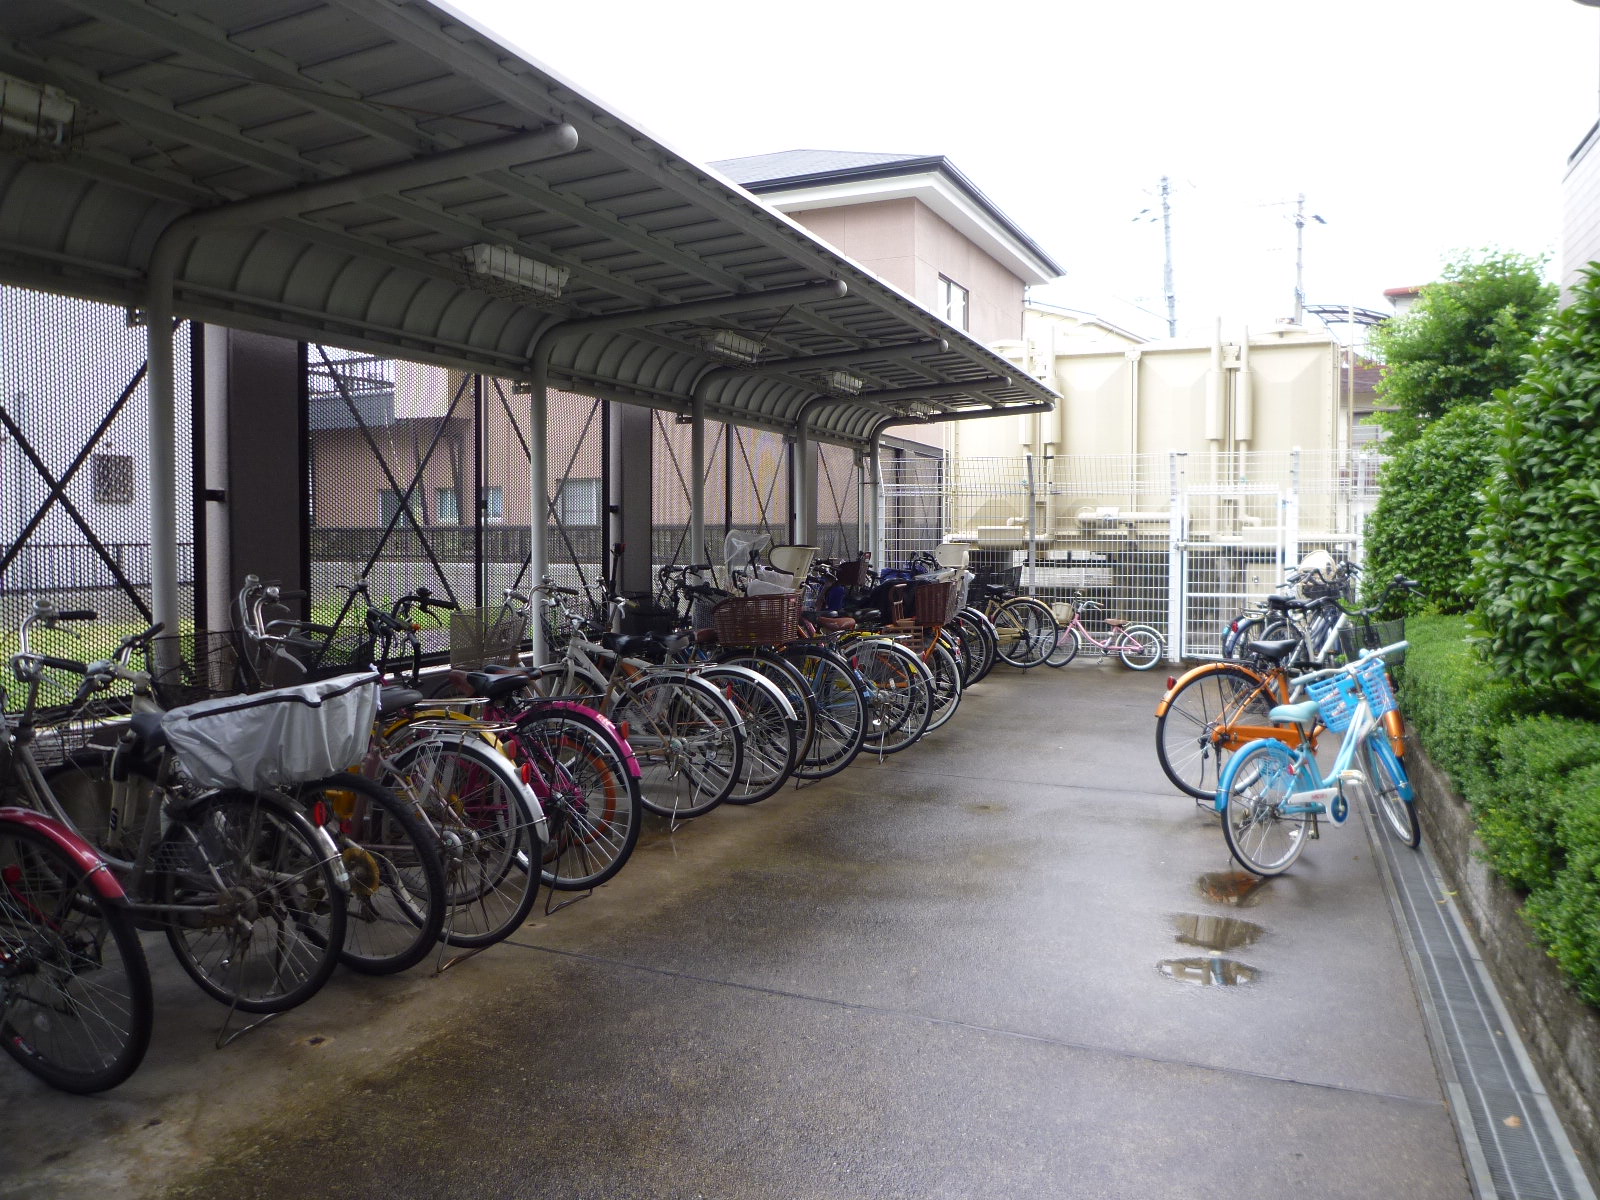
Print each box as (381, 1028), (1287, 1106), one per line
(1, 285), (197, 707)
(882, 448), (1384, 659)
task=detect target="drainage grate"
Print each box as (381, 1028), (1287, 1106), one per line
(1366, 796), (1596, 1200)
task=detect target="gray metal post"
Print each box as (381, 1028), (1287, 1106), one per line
(853, 449), (866, 558)
(690, 395), (707, 565)
(1024, 450), (1037, 591)
(528, 367), (548, 665)
(145, 285), (180, 665)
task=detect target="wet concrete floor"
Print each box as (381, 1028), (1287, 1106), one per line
(0, 662), (1472, 1199)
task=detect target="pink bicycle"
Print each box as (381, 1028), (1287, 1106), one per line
(1045, 597), (1164, 670)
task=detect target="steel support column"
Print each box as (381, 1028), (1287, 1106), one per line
(528, 367), (548, 666)
(690, 394), (707, 566)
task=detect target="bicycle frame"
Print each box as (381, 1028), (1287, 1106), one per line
(1154, 660), (1316, 752)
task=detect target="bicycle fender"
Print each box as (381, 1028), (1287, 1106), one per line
(1154, 661), (1267, 718)
(0, 807), (128, 903)
(540, 700), (643, 780)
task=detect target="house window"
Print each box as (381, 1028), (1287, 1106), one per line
(938, 276), (968, 331)
(556, 478), (602, 526)
(378, 488), (421, 527)
(436, 487), (461, 524)
(482, 486), (504, 523)
(91, 453), (134, 504)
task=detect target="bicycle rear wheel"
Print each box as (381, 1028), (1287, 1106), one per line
(614, 674), (742, 819)
(512, 709), (641, 891)
(694, 665), (801, 803)
(1155, 665), (1276, 801)
(0, 819), (152, 1093)
(954, 610), (998, 684)
(991, 598), (1058, 668)
(923, 639), (963, 732)
(1115, 624), (1165, 671)
(857, 640), (932, 754)
(161, 790), (347, 1013)
(782, 646), (868, 780)
(1220, 740), (1310, 876)
(296, 774), (447, 975)
(388, 736), (544, 945)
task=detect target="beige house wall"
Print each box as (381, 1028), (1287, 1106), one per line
(1564, 122), (1600, 300)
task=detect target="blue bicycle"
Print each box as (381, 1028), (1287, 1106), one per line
(1215, 643), (1418, 876)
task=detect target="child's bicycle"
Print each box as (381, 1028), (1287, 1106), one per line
(1215, 642), (1418, 876)
(1043, 596), (1164, 670)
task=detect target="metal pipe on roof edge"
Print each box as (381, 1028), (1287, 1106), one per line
(542, 279), (848, 343)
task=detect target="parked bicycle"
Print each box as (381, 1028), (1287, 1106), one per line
(1216, 643), (1418, 875)
(1043, 595), (1164, 670)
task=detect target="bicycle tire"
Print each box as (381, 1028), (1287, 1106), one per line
(613, 674), (743, 819)
(1221, 615), (1267, 660)
(717, 649), (817, 770)
(991, 598), (1058, 668)
(0, 819), (153, 1093)
(1219, 739), (1310, 876)
(161, 789), (347, 1013)
(1116, 623), (1165, 671)
(388, 735), (545, 943)
(857, 640), (933, 754)
(1155, 664), (1278, 801)
(296, 774), (447, 975)
(781, 646), (868, 780)
(1044, 626), (1082, 668)
(1358, 736), (1420, 849)
(923, 639), (963, 732)
(692, 665), (800, 802)
(511, 708), (641, 892)
(955, 609), (999, 684)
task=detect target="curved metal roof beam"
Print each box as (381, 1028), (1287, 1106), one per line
(534, 278), (848, 347)
(692, 338), (950, 391)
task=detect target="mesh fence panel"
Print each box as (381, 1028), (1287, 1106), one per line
(1, 286), (195, 705)
(816, 442), (861, 562)
(728, 426), (790, 552)
(651, 410), (727, 570)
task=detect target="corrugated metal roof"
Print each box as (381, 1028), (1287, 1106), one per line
(714, 149), (933, 185)
(0, 0), (1056, 450)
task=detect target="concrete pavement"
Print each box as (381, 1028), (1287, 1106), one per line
(0, 662), (1472, 1199)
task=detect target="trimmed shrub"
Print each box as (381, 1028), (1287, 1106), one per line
(1473, 263), (1600, 712)
(1524, 763), (1600, 1006)
(1364, 404), (1496, 615)
(1478, 716), (1600, 892)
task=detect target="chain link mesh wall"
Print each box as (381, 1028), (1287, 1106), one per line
(1, 285), (195, 694)
(307, 346), (605, 655)
(651, 410), (727, 569)
(816, 442), (861, 562)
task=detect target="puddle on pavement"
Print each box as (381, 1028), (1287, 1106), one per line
(1171, 912), (1264, 952)
(1196, 869), (1270, 908)
(1159, 956), (1259, 986)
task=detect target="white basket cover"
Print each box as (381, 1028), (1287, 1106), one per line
(161, 672), (379, 792)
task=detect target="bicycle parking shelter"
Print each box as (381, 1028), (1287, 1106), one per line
(0, 0), (1057, 659)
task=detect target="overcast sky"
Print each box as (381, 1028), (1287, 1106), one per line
(459, 1), (1599, 340)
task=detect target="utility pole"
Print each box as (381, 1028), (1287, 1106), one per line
(1291, 193), (1326, 325)
(1159, 176), (1176, 337)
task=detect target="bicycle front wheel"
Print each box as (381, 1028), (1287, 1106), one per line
(512, 709), (640, 892)
(923, 639), (964, 732)
(161, 790), (347, 1013)
(1116, 624), (1165, 671)
(1155, 664), (1277, 801)
(1358, 736), (1420, 848)
(991, 598), (1058, 668)
(1220, 739), (1310, 876)
(857, 640), (932, 754)
(0, 820), (153, 1093)
(296, 774), (447, 975)
(1044, 626), (1082, 668)
(954, 610), (999, 685)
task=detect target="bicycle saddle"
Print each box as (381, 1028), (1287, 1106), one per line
(459, 672), (531, 702)
(803, 610), (856, 632)
(378, 685), (424, 715)
(1270, 700), (1321, 728)
(1244, 638), (1301, 662)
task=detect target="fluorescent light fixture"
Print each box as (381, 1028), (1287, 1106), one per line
(827, 370), (863, 395)
(463, 243), (569, 299)
(0, 73), (74, 147)
(902, 401), (943, 418)
(705, 330), (766, 364)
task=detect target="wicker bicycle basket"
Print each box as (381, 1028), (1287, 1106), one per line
(912, 579), (959, 627)
(450, 606), (524, 670)
(710, 591), (801, 645)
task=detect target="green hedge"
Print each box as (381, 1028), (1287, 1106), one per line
(1404, 613), (1600, 1003)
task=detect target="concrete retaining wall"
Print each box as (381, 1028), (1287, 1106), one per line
(1411, 740), (1600, 1179)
